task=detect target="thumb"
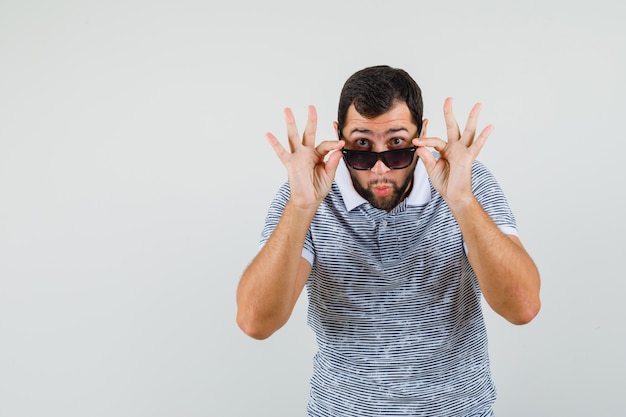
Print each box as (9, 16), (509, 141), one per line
(324, 148), (344, 178)
(416, 146), (436, 174)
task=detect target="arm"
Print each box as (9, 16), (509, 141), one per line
(236, 106), (344, 339)
(236, 203), (314, 340)
(414, 98), (541, 325)
(448, 197), (540, 324)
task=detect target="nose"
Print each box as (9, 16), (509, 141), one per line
(370, 157), (391, 175)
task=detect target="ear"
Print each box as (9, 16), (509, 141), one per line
(420, 119), (429, 138)
(333, 121), (339, 139)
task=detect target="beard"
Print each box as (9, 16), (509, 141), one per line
(349, 169), (415, 211)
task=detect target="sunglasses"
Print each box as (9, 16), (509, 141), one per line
(341, 146), (417, 170)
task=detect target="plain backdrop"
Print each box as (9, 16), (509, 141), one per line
(1, 1), (624, 416)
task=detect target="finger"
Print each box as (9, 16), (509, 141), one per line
(303, 105), (318, 148)
(461, 102), (482, 145)
(315, 139), (345, 162)
(265, 132), (291, 165)
(443, 97), (461, 141)
(471, 124), (494, 154)
(413, 136), (447, 152)
(323, 147), (345, 178)
(284, 107), (300, 153)
(416, 145), (437, 174)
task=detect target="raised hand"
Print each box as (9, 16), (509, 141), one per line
(413, 97), (494, 204)
(265, 105), (344, 210)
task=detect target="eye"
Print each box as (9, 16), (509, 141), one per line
(389, 137), (405, 147)
(355, 138), (370, 148)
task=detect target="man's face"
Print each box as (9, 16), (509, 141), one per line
(337, 101), (421, 211)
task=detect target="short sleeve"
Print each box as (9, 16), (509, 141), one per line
(259, 181), (315, 264)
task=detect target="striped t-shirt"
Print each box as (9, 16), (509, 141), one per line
(260, 155), (517, 417)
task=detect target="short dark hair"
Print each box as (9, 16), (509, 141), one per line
(337, 65), (423, 137)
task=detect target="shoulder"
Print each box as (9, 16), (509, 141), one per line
(470, 160), (501, 190)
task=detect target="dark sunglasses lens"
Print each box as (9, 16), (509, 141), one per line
(344, 147), (416, 170)
(346, 153), (377, 170)
(384, 149), (414, 169)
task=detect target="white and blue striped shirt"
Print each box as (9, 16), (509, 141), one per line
(261, 155), (517, 416)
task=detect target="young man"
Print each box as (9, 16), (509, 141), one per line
(236, 65), (541, 416)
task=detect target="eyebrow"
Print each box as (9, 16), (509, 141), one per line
(348, 127), (410, 136)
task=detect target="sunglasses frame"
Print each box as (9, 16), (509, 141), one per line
(341, 146), (418, 171)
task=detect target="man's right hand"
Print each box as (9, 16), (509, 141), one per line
(265, 105), (344, 210)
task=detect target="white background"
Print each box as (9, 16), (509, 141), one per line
(1, 1), (624, 416)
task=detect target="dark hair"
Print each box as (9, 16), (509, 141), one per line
(337, 65), (423, 137)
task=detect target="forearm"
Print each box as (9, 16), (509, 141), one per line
(236, 201), (316, 339)
(449, 197), (541, 324)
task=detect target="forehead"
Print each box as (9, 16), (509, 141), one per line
(344, 101), (416, 135)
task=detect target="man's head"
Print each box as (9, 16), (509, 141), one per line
(337, 65), (423, 138)
(335, 66), (424, 211)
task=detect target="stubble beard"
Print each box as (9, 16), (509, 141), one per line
(350, 168), (415, 212)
